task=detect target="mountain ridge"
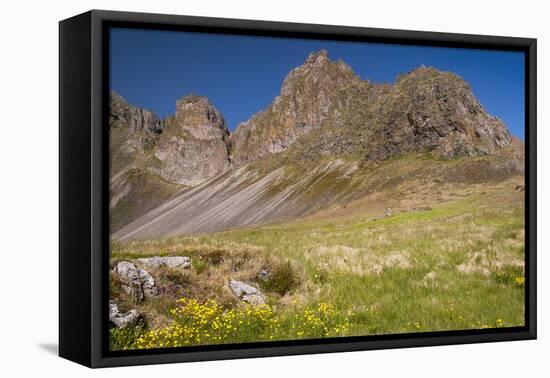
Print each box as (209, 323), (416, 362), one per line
(110, 50), (515, 174)
(109, 49), (522, 237)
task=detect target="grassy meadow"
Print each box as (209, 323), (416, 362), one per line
(110, 175), (525, 350)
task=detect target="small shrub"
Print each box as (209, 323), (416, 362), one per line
(205, 249), (225, 265)
(231, 251), (253, 271)
(193, 259), (208, 274)
(261, 261), (299, 295)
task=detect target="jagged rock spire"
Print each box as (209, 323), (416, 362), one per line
(305, 49), (329, 65)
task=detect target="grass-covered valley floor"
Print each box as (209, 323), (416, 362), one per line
(109, 166), (525, 350)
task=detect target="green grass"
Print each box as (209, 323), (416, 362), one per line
(110, 179), (525, 349)
(110, 326), (146, 351)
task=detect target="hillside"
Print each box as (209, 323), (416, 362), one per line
(113, 148), (522, 241)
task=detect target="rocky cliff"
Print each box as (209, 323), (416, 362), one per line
(365, 66), (512, 159)
(108, 93), (231, 231)
(148, 95), (231, 186)
(231, 51), (512, 167)
(230, 49), (369, 165)
(109, 92), (163, 175)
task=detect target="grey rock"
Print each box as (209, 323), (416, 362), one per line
(136, 256), (191, 269)
(115, 261), (157, 301)
(109, 300), (141, 328)
(229, 279), (266, 306)
(412, 206), (432, 212)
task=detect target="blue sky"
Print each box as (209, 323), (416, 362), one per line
(110, 28), (525, 139)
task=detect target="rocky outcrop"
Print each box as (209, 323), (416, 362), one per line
(231, 51), (512, 165)
(136, 256), (191, 269)
(109, 93), (232, 231)
(109, 92), (163, 169)
(109, 301), (141, 328)
(109, 93), (183, 232)
(114, 261), (157, 301)
(148, 95), (231, 186)
(363, 66), (512, 160)
(109, 92), (231, 185)
(229, 279), (266, 305)
(111, 50), (515, 179)
(110, 92), (163, 136)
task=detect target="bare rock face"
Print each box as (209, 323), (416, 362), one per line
(109, 92), (163, 163)
(230, 51), (512, 166)
(136, 256), (191, 269)
(148, 95), (231, 186)
(364, 66), (512, 160)
(115, 261), (157, 301)
(229, 279), (266, 306)
(109, 92), (231, 187)
(109, 301), (141, 328)
(231, 50), (368, 165)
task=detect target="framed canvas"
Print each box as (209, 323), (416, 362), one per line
(59, 10), (537, 368)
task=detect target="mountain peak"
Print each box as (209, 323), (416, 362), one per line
(231, 50), (364, 165)
(174, 94), (227, 133)
(305, 49), (329, 65)
(232, 54), (513, 165)
(396, 65), (467, 88)
(176, 93), (212, 109)
(109, 91), (132, 112)
(109, 90), (125, 102)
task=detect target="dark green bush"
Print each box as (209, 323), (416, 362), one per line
(261, 261), (299, 295)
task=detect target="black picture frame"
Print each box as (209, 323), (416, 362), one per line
(59, 9), (537, 368)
